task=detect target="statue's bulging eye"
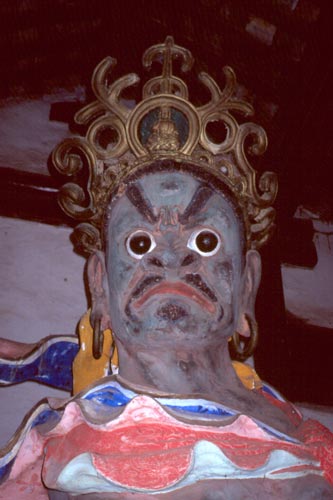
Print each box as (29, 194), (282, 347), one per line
(187, 229), (221, 256)
(126, 230), (156, 259)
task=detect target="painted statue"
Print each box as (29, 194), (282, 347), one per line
(1, 37), (332, 499)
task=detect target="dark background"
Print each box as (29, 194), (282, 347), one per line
(0, 0), (332, 404)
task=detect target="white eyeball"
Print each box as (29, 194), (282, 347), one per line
(126, 230), (156, 259)
(187, 228), (221, 257)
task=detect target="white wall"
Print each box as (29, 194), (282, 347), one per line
(0, 217), (86, 447)
(281, 210), (333, 329)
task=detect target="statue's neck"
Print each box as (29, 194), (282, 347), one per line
(116, 340), (298, 436)
(116, 341), (242, 402)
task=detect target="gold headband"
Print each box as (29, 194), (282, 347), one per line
(53, 36), (278, 255)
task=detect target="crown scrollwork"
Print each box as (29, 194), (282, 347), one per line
(52, 36), (278, 255)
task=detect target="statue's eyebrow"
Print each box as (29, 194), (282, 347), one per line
(126, 183), (157, 223)
(179, 185), (213, 224)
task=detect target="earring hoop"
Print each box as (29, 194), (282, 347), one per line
(230, 314), (258, 361)
(93, 317), (104, 360)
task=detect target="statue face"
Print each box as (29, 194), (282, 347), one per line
(106, 169), (245, 351)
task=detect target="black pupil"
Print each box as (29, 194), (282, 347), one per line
(129, 233), (152, 255)
(196, 231), (218, 253)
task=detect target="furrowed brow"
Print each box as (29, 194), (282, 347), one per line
(126, 184), (157, 223)
(179, 185), (213, 224)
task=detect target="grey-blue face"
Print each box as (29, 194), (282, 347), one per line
(106, 169), (244, 351)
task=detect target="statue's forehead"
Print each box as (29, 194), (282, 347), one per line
(137, 171), (200, 208)
(107, 170), (241, 245)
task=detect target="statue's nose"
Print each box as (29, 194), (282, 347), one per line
(144, 239), (200, 272)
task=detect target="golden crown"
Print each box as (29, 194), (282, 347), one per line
(53, 36), (278, 255)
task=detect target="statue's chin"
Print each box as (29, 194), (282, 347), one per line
(117, 308), (225, 348)
(156, 302), (188, 321)
(134, 296), (212, 327)
(114, 295), (232, 346)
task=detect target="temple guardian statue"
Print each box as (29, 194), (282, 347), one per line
(0, 37), (332, 498)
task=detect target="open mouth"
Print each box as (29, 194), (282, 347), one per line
(132, 281), (216, 314)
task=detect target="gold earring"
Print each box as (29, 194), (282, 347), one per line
(230, 315), (258, 361)
(73, 310), (114, 394)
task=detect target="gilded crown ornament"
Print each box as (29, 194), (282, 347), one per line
(53, 36), (278, 255)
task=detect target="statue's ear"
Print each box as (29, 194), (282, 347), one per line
(236, 250), (261, 338)
(86, 251), (112, 331)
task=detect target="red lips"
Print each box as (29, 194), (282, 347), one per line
(133, 281), (216, 313)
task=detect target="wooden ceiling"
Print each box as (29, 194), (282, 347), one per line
(0, 0), (332, 222)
